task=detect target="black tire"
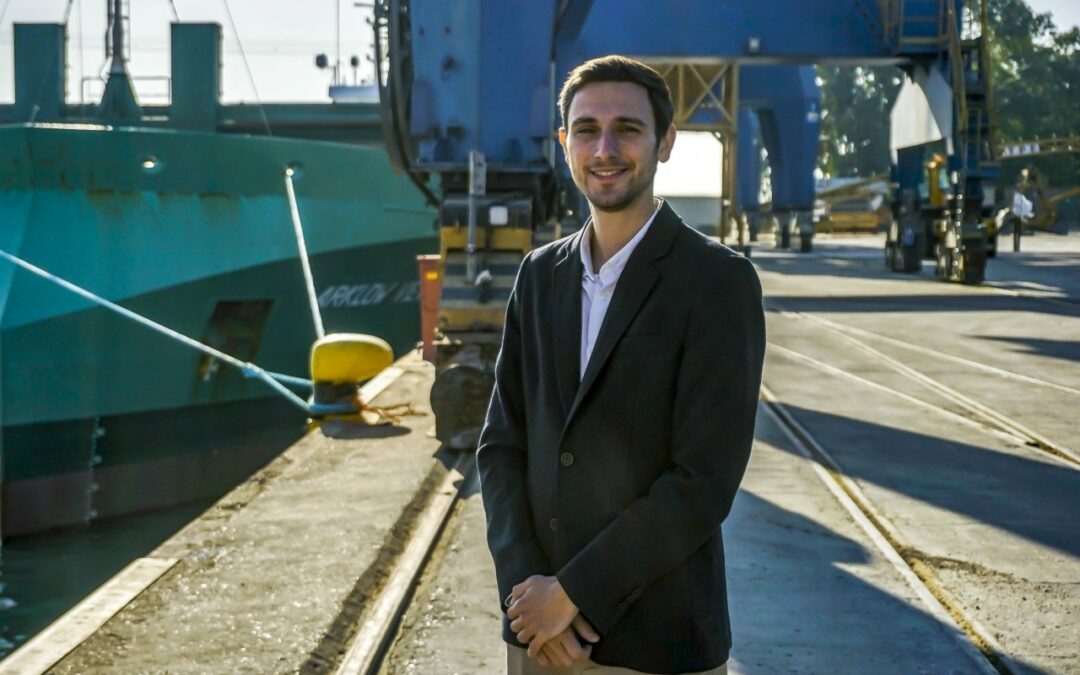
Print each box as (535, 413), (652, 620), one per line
(935, 244), (950, 280)
(960, 249), (987, 285)
(900, 245), (921, 273)
(923, 221), (937, 259)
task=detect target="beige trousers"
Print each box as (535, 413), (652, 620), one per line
(507, 646), (728, 675)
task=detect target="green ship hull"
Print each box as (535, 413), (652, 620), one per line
(0, 124), (436, 536)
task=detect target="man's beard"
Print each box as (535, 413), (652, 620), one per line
(590, 176), (651, 213)
(581, 150), (658, 213)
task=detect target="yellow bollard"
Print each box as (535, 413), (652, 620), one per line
(309, 334), (393, 423)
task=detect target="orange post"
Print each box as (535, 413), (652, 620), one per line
(417, 255), (441, 362)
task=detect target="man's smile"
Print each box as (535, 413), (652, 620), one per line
(589, 166), (629, 179)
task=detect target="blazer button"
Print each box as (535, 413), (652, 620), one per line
(549, 518), (559, 532)
(560, 452), (574, 467)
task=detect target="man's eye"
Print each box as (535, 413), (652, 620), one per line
(619, 126), (641, 134)
(575, 127), (597, 136)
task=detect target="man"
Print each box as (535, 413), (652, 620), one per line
(477, 55), (765, 674)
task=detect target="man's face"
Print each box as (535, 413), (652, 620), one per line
(560, 81), (675, 214)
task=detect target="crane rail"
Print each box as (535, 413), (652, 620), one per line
(768, 307), (1080, 467)
(760, 386), (1020, 675)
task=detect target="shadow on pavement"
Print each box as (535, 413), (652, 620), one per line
(978, 335), (1080, 365)
(766, 404), (1080, 560)
(433, 446), (482, 498)
(725, 489), (1051, 674)
(764, 292), (1080, 319)
(754, 246), (1080, 306)
(754, 253), (913, 284)
(318, 420), (412, 440)
(991, 250), (1080, 268)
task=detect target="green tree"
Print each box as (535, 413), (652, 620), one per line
(816, 0), (1079, 188)
(816, 65), (904, 179)
(988, 0), (1080, 186)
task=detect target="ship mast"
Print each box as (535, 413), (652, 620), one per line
(98, 0), (142, 119)
(107, 0), (129, 68)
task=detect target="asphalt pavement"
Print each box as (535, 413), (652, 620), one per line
(387, 231), (1080, 674)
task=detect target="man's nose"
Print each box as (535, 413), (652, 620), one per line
(594, 128), (618, 159)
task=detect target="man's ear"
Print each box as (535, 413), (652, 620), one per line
(658, 124), (676, 163)
(558, 127), (568, 156)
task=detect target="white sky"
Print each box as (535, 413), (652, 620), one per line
(0, 0), (1075, 195)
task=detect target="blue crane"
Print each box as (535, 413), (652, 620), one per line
(374, 0), (997, 444)
(739, 66), (822, 252)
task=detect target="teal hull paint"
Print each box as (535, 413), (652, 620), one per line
(3, 239), (433, 429)
(0, 125), (435, 329)
(2, 397), (307, 537)
(1, 124), (437, 534)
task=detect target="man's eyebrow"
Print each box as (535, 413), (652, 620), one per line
(570, 116), (648, 127)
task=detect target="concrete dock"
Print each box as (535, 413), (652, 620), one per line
(5, 356), (457, 674)
(387, 232), (1080, 674)
(5, 232), (1077, 674)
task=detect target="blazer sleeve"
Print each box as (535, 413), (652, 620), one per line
(556, 255), (766, 633)
(476, 252), (552, 611)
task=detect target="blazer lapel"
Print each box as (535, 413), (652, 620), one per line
(565, 203), (681, 426)
(552, 229), (584, 419)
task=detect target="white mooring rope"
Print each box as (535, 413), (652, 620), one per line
(283, 167), (326, 340)
(0, 247), (313, 412)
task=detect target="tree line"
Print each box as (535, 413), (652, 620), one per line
(816, 0), (1079, 189)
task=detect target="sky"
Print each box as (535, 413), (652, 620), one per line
(0, 0), (1076, 195)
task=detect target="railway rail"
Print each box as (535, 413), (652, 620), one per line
(768, 304), (1080, 468)
(760, 388), (1016, 675)
(331, 386), (1041, 674)
(322, 277), (1077, 674)
(757, 281), (1078, 672)
(330, 454), (476, 675)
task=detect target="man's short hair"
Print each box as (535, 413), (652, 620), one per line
(558, 55), (674, 147)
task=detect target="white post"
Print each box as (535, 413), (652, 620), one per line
(284, 168), (326, 339)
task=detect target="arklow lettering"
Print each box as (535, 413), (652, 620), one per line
(318, 281), (421, 309)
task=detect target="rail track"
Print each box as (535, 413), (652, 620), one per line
(759, 298), (1079, 673)
(760, 388), (1015, 675)
(768, 305), (1080, 468)
(328, 300), (1075, 674)
(335, 387), (1036, 675)
(327, 451), (475, 675)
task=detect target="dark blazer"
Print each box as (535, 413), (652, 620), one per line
(476, 202), (766, 674)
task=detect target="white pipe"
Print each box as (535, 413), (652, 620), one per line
(284, 168), (326, 339)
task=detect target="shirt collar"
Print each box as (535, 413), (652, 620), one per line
(580, 198), (663, 280)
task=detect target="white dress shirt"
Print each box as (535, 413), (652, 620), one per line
(579, 199), (663, 380)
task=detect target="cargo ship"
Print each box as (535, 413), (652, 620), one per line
(0, 9), (436, 536)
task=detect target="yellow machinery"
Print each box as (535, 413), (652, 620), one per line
(886, 153), (998, 278)
(816, 173), (891, 234)
(925, 154), (949, 208)
(821, 202), (891, 233)
(1035, 186), (1080, 230)
(887, 0), (999, 283)
(999, 137), (1080, 161)
(1011, 168), (1079, 232)
(998, 137), (1080, 233)
(426, 152), (542, 448)
(924, 153), (999, 261)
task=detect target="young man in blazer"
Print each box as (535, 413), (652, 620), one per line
(477, 54), (766, 674)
